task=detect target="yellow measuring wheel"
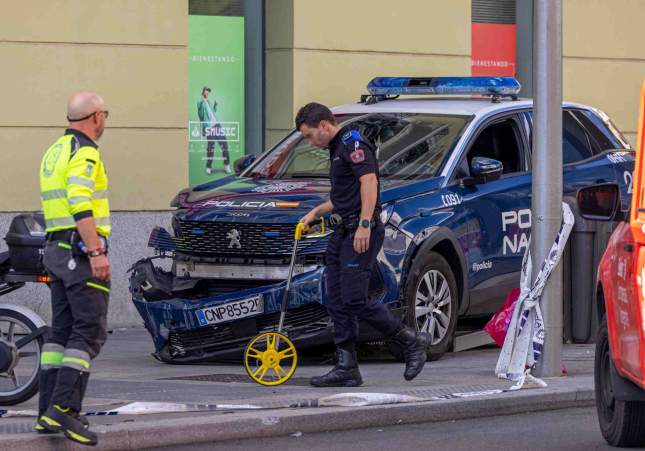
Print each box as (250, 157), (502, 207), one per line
(244, 332), (297, 386)
(244, 220), (327, 386)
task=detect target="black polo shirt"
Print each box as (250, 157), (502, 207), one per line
(328, 127), (381, 219)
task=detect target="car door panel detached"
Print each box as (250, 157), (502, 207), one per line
(450, 113), (532, 316)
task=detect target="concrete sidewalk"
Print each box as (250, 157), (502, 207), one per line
(0, 327), (596, 450)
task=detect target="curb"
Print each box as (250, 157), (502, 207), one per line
(2, 385), (595, 451)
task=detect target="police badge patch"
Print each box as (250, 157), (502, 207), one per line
(85, 164), (93, 176)
(350, 148), (365, 164)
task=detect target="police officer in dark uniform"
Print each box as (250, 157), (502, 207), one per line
(297, 102), (430, 387)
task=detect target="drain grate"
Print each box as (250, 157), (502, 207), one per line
(159, 373), (312, 386)
(0, 422), (38, 435)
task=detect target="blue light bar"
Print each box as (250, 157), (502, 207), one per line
(367, 77), (521, 97)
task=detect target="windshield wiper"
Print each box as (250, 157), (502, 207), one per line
(288, 173), (329, 178)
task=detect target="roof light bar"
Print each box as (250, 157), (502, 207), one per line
(366, 77), (521, 97)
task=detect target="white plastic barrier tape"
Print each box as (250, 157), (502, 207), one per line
(495, 202), (575, 389)
(317, 393), (424, 407)
(0, 388), (529, 418)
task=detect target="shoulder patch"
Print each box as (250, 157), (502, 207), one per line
(69, 136), (80, 160)
(341, 129), (363, 146)
(350, 147), (365, 164)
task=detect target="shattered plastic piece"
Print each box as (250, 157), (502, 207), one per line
(495, 202), (574, 390)
(0, 409), (37, 418)
(291, 431), (303, 437)
(262, 416), (280, 425)
(507, 369), (548, 391)
(451, 389), (504, 398)
(318, 392), (423, 407)
(86, 401), (262, 416)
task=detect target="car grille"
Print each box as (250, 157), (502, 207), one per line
(167, 303), (330, 357)
(175, 220), (330, 256)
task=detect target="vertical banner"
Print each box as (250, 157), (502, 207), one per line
(188, 15), (245, 186)
(471, 23), (516, 76)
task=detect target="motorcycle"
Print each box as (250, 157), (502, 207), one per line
(0, 213), (49, 405)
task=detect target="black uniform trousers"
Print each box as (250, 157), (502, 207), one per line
(325, 223), (401, 346)
(40, 239), (109, 412)
(43, 241), (109, 357)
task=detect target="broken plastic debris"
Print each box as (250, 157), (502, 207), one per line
(318, 392), (423, 407)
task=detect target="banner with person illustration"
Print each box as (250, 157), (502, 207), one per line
(188, 15), (245, 186)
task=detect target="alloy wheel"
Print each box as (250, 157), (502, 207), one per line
(414, 269), (452, 345)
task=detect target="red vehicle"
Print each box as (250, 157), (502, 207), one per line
(585, 81), (645, 447)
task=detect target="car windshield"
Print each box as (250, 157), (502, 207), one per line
(246, 113), (471, 181)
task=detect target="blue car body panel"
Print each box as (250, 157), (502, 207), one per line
(130, 100), (634, 362)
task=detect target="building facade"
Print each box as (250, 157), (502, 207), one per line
(0, 0), (643, 326)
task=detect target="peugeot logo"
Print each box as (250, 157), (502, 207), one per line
(227, 229), (242, 249)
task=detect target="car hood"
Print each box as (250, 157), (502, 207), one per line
(175, 175), (444, 222)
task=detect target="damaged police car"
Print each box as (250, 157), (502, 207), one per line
(130, 77), (634, 363)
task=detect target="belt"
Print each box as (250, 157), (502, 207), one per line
(329, 211), (381, 233)
(46, 229), (75, 242)
(46, 229), (109, 254)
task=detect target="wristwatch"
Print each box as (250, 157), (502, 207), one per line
(88, 248), (106, 258)
(359, 219), (371, 229)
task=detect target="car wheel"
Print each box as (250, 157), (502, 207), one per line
(393, 251), (458, 362)
(595, 314), (645, 447)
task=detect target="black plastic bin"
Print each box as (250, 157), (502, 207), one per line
(4, 213), (47, 274)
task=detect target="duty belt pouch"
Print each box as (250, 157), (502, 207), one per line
(43, 240), (92, 288)
(69, 231), (108, 256)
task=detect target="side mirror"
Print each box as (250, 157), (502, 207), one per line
(576, 184), (620, 221)
(471, 157), (503, 184)
(234, 154), (257, 175)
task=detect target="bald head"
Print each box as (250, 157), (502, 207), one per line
(67, 91), (104, 121)
(66, 91), (108, 141)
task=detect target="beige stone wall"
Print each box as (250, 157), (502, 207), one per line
(4, 0), (643, 212)
(563, 0), (645, 146)
(0, 0), (188, 212)
(265, 0), (472, 147)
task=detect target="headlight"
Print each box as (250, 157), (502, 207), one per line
(380, 204), (395, 224)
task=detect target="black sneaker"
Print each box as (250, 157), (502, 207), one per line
(36, 410), (88, 434)
(39, 405), (97, 446)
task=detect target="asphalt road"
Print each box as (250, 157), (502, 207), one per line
(146, 407), (642, 451)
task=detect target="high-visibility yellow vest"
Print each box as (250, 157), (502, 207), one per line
(39, 129), (111, 237)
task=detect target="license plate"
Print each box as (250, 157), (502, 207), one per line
(196, 295), (264, 326)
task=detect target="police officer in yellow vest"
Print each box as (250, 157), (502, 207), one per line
(36, 91), (111, 446)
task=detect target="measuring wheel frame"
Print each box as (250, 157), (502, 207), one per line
(243, 331), (298, 386)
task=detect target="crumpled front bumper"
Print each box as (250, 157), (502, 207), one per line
(131, 262), (333, 362)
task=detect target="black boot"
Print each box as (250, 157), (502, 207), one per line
(40, 404), (97, 446)
(39, 367), (96, 445)
(310, 348), (363, 387)
(392, 326), (430, 381)
(35, 368), (89, 433)
(35, 368), (59, 434)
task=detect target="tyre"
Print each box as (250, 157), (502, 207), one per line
(595, 314), (645, 447)
(0, 308), (44, 405)
(389, 251), (458, 362)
